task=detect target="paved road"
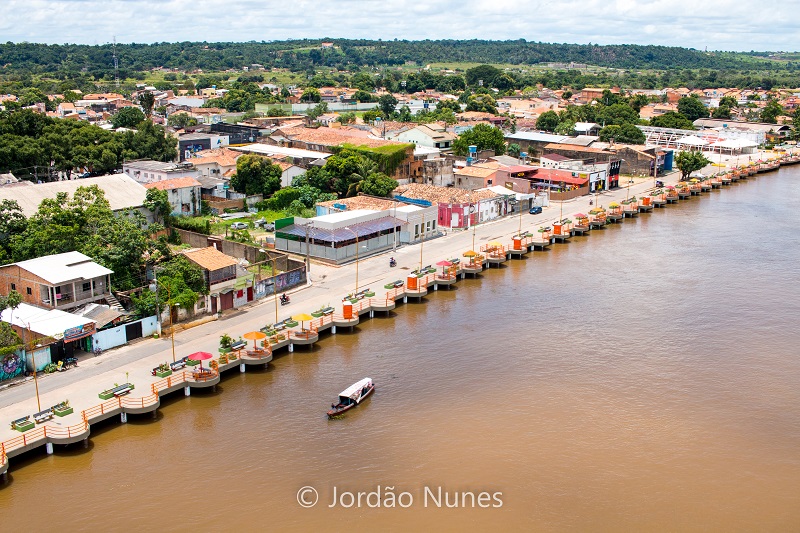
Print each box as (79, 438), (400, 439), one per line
(0, 165), (702, 440)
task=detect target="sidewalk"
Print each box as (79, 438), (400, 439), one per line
(0, 158), (750, 443)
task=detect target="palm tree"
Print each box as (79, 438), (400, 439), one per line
(347, 159), (377, 197)
(139, 92), (155, 119)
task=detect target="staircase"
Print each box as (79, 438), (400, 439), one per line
(105, 293), (125, 312)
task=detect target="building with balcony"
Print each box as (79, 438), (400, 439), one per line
(0, 251), (114, 312)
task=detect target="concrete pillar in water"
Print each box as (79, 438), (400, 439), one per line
(120, 412), (127, 423)
(403, 296), (408, 303)
(46, 442), (54, 455)
(240, 363), (246, 373)
(152, 410), (158, 419)
(83, 438), (88, 449)
(289, 343), (294, 353)
(332, 325), (337, 334)
(370, 310), (374, 318)
(185, 386), (191, 397)
(434, 283), (438, 291)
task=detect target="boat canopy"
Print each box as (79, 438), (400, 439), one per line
(339, 378), (373, 400)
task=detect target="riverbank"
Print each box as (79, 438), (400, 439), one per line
(1, 149), (795, 475)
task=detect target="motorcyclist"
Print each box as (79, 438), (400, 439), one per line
(390, 257), (397, 267)
(280, 293), (289, 304)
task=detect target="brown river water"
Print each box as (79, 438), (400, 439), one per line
(1, 168), (799, 532)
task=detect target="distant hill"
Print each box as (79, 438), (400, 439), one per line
(0, 39), (789, 75)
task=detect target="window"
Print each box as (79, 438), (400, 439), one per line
(26, 287), (32, 295)
(83, 282), (91, 292)
(415, 224), (419, 237)
(432, 220), (436, 230)
(10, 283), (15, 291)
(426, 221), (431, 231)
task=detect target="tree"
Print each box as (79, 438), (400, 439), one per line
(144, 188), (171, 223)
(307, 102), (328, 120)
(464, 94), (497, 114)
(111, 107), (145, 129)
(712, 106), (732, 119)
(0, 290), (22, 356)
(167, 113), (198, 128)
(507, 143), (521, 158)
(353, 90), (375, 103)
(536, 110), (560, 132)
(760, 99), (784, 124)
(675, 150), (711, 180)
(301, 87), (321, 103)
(436, 99), (462, 113)
(554, 120), (576, 135)
(598, 124), (646, 144)
(230, 154), (283, 196)
(719, 96), (738, 109)
(452, 123), (506, 156)
(677, 96), (708, 122)
(465, 64), (501, 88)
(139, 92), (155, 119)
(396, 105), (412, 122)
(596, 103), (640, 126)
(336, 112), (356, 125)
(378, 94), (398, 118)
(358, 172), (398, 197)
(650, 111), (695, 130)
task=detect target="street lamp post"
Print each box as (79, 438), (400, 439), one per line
(419, 213), (425, 272)
(260, 248), (279, 324)
(24, 323), (42, 412)
(343, 226), (360, 294)
(149, 279), (176, 362)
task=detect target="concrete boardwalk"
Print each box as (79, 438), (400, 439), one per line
(2, 150), (795, 475)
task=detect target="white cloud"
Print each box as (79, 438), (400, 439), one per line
(2, 0), (798, 52)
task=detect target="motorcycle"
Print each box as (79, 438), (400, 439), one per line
(280, 295), (290, 306)
(389, 258), (397, 268)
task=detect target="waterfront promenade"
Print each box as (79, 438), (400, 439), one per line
(0, 150), (793, 473)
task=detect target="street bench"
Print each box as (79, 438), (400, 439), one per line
(34, 409), (54, 424)
(230, 340), (247, 351)
(112, 385), (132, 397)
(12, 416), (30, 426)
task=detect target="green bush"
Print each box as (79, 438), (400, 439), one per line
(170, 217), (211, 235)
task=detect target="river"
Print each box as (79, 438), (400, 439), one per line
(1, 167), (799, 532)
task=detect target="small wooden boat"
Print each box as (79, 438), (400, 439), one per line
(327, 378), (375, 418)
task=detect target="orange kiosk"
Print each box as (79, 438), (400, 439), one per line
(342, 302), (354, 319)
(407, 275), (418, 290)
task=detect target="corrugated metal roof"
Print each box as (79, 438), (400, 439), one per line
(11, 251), (113, 285)
(278, 217), (404, 243)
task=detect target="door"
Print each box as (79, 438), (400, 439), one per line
(126, 321), (143, 342)
(247, 287), (254, 302)
(220, 291), (234, 311)
(211, 296), (218, 314)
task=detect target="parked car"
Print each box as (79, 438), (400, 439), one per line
(529, 206), (543, 215)
(263, 223), (275, 232)
(231, 222), (248, 230)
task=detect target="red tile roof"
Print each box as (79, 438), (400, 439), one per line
(143, 177), (202, 190)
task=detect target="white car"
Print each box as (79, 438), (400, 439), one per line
(230, 222), (248, 230)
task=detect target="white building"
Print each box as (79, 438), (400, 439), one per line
(143, 177), (202, 216)
(394, 124), (456, 150)
(123, 160), (201, 185)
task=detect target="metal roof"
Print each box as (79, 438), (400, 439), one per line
(11, 251), (113, 285)
(278, 217), (404, 243)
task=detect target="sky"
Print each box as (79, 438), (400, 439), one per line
(2, 0), (798, 53)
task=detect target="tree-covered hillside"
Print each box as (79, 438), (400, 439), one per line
(1, 39), (795, 76)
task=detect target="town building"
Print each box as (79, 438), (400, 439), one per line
(123, 160), (201, 185)
(0, 174), (149, 219)
(0, 251), (114, 312)
(144, 177), (203, 216)
(180, 247), (242, 314)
